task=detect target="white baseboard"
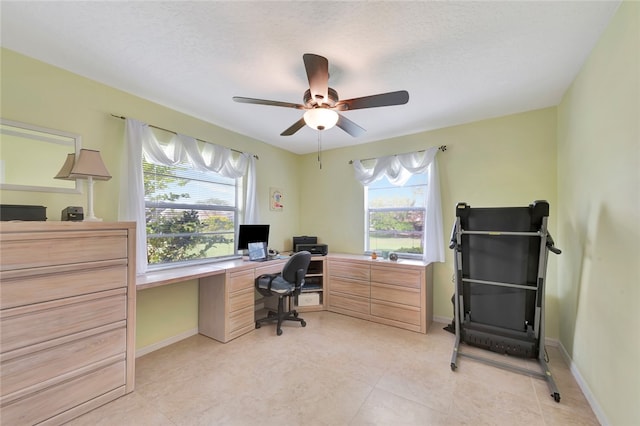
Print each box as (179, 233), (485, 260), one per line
(556, 342), (609, 426)
(135, 328), (199, 358)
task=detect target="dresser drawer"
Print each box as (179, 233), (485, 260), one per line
(1, 360), (126, 426)
(0, 230), (128, 271)
(329, 294), (370, 315)
(1, 325), (126, 397)
(1, 290), (127, 353)
(229, 287), (254, 312)
(329, 261), (370, 281)
(0, 261), (128, 309)
(228, 270), (254, 293)
(371, 265), (422, 288)
(371, 282), (421, 307)
(371, 300), (421, 326)
(330, 276), (370, 298)
(228, 305), (254, 334)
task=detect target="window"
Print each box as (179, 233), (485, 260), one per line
(144, 159), (240, 267)
(365, 173), (427, 258)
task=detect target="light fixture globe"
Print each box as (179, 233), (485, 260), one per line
(303, 108), (339, 131)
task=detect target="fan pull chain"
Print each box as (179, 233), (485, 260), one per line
(317, 131), (322, 169)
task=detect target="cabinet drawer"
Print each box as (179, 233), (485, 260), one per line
(371, 282), (421, 307)
(330, 294), (369, 315)
(228, 270), (254, 293)
(1, 326), (126, 397)
(0, 231), (128, 271)
(330, 276), (370, 298)
(371, 301), (421, 326)
(371, 266), (422, 288)
(329, 261), (370, 281)
(254, 261), (285, 276)
(0, 261), (128, 309)
(1, 360), (125, 426)
(1, 291), (126, 353)
(229, 287), (254, 312)
(228, 305), (254, 333)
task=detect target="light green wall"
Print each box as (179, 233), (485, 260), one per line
(557, 2), (639, 424)
(136, 281), (199, 349)
(299, 108), (559, 336)
(0, 48), (303, 350)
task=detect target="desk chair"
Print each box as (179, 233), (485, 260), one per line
(255, 251), (311, 336)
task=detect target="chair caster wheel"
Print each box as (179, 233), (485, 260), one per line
(553, 393), (561, 403)
(301, 320), (306, 327)
(277, 329), (283, 336)
(255, 322), (261, 329)
(293, 311), (299, 318)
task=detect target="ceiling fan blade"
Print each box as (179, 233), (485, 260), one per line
(336, 114), (366, 137)
(303, 53), (329, 106)
(280, 117), (307, 136)
(335, 90), (409, 111)
(233, 96), (305, 110)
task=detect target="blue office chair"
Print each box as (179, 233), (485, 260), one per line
(255, 251), (311, 336)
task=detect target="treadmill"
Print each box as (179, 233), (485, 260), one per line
(449, 200), (562, 403)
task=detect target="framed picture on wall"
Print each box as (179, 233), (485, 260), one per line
(270, 187), (283, 211)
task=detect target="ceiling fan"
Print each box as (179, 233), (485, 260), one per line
(233, 53), (409, 137)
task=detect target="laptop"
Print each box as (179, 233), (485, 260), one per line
(248, 241), (269, 261)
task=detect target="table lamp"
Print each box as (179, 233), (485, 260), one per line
(55, 149), (112, 221)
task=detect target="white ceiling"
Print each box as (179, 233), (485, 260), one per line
(1, 1), (620, 155)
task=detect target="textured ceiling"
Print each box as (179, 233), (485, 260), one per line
(1, 1), (620, 155)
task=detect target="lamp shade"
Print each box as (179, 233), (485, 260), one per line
(303, 108), (339, 131)
(54, 153), (77, 180)
(68, 149), (111, 181)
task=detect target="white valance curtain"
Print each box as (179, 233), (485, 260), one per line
(352, 146), (444, 263)
(118, 118), (257, 274)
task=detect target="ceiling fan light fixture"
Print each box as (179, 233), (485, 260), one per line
(303, 108), (338, 131)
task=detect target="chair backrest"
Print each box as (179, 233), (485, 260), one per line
(281, 251), (311, 287)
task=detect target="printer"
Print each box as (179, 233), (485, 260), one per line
(292, 236), (328, 256)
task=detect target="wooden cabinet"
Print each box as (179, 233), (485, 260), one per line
(370, 264), (427, 333)
(0, 222), (136, 425)
(327, 259), (370, 320)
(199, 268), (255, 343)
(327, 255), (432, 333)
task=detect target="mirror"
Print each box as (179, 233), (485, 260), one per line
(0, 118), (82, 193)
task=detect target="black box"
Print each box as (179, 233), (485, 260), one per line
(0, 204), (47, 221)
(293, 236), (317, 252)
(61, 206), (84, 221)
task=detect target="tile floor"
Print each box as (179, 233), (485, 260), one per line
(69, 312), (599, 425)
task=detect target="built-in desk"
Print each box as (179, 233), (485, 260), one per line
(136, 257), (289, 343)
(137, 254), (430, 343)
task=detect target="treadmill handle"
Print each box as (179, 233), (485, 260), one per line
(547, 233), (562, 255)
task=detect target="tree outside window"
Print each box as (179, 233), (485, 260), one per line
(365, 173), (427, 257)
(144, 161), (239, 267)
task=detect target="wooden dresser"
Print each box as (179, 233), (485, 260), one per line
(0, 221), (136, 425)
(327, 254), (433, 333)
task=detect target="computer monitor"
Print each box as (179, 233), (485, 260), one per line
(236, 224), (270, 252)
